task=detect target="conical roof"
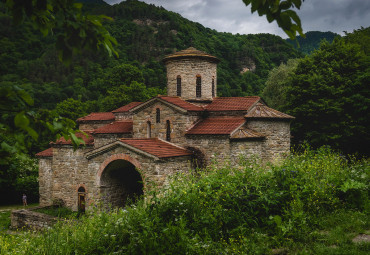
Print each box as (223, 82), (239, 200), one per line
(163, 47), (219, 63)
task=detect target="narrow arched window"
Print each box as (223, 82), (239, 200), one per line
(176, 75), (181, 97)
(156, 108), (160, 123)
(147, 121), (151, 138)
(166, 120), (171, 142)
(196, 75), (201, 98)
(212, 77), (215, 97)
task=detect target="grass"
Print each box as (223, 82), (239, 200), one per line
(0, 203), (39, 233)
(33, 206), (79, 219)
(0, 147), (368, 254)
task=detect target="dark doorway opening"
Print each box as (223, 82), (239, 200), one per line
(100, 160), (143, 208)
(78, 186), (86, 213)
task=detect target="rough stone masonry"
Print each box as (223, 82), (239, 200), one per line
(37, 47), (294, 211)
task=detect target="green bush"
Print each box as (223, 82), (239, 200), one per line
(0, 147), (368, 254)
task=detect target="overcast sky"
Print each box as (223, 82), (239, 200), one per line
(105, 0), (370, 38)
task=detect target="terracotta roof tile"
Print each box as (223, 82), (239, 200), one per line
(76, 112), (115, 122)
(230, 127), (265, 139)
(119, 138), (192, 158)
(53, 132), (94, 145)
(35, 147), (53, 157)
(245, 103), (294, 119)
(205, 97), (260, 111)
(163, 47), (219, 63)
(186, 117), (246, 135)
(94, 121), (133, 134)
(158, 96), (204, 111)
(112, 102), (142, 113)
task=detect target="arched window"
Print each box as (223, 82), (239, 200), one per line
(147, 121), (151, 138)
(212, 77), (215, 97)
(156, 108), (160, 123)
(196, 75), (201, 98)
(176, 75), (182, 97)
(166, 120), (171, 142)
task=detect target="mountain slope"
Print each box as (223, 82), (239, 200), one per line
(286, 31), (340, 54)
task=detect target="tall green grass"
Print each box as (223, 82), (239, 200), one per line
(1, 147), (369, 254)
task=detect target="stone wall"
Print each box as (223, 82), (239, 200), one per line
(246, 120), (291, 161)
(132, 102), (200, 144)
(94, 133), (132, 148)
(230, 139), (264, 165)
(78, 120), (113, 131)
(39, 157), (53, 206)
(114, 112), (134, 121)
(11, 207), (59, 231)
(185, 135), (230, 166)
(50, 145), (93, 211)
(166, 58), (217, 100)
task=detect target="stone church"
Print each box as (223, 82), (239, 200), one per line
(36, 48), (293, 211)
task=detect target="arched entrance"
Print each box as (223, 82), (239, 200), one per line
(77, 186), (86, 213)
(99, 159), (144, 208)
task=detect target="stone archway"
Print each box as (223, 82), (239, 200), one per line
(98, 155), (144, 208)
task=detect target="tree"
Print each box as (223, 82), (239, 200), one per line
(284, 38), (370, 155)
(242, 0), (304, 39)
(262, 58), (299, 109)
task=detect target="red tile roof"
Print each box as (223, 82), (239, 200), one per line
(35, 147), (53, 157)
(230, 127), (265, 139)
(76, 112), (115, 122)
(112, 102), (142, 113)
(163, 47), (219, 63)
(94, 121), (133, 134)
(186, 117), (246, 135)
(245, 103), (294, 119)
(119, 138), (192, 158)
(205, 97), (260, 111)
(53, 132), (94, 145)
(158, 96), (204, 111)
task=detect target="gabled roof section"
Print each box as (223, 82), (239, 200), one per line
(230, 127), (265, 140)
(186, 117), (246, 135)
(112, 102), (142, 113)
(163, 47), (220, 63)
(93, 121), (133, 134)
(245, 103), (294, 119)
(52, 132), (94, 145)
(120, 138), (193, 158)
(76, 112), (115, 122)
(130, 96), (203, 113)
(205, 97), (261, 111)
(35, 147), (53, 157)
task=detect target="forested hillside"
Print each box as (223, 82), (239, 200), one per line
(286, 31), (340, 54)
(0, 0), (301, 203)
(0, 0), (302, 113)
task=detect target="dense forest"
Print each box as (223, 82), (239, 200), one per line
(286, 31), (340, 54)
(0, 0), (369, 203)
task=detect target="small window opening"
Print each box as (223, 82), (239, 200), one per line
(166, 120), (171, 142)
(196, 75), (201, 98)
(147, 121), (151, 138)
(176, 75), (182, 97)
(212, 77), (215, 97)
(156, 108), (160, 123)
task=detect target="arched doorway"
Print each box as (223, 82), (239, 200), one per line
(100, 159), (144, 208)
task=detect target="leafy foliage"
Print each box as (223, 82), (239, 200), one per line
(284, 34), (370, 155)
(0, 148), (369, 254)
(242, 0), (304, 39)
(286, 31), (340, 54)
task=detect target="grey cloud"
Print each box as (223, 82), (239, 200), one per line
(104, 0), (370, 37)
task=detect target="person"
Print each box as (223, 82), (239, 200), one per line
(22, 194), (27, 206)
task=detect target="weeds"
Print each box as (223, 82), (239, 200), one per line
(0, 147), (368, 254)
